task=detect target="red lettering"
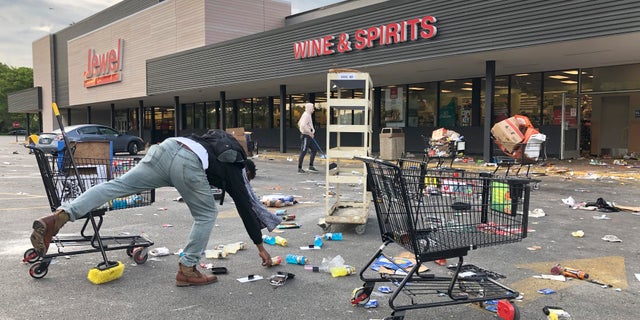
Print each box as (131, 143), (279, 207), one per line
(293, 41), (310, 59)
(83, 38), (124, 87)
(322, 35), (335, 55)
(420, 16), (438, 39)
(384, 23), (401, 45)
(366, 27), (380, 48)
(310, 39), (323, 57)
(405, 18), (421, 41)
(85, 49), (93, 78)
(109, 49), (118, 72)
(354, 29), (367, 50)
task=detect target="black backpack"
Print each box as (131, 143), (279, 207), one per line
(189, 129), (247, 204)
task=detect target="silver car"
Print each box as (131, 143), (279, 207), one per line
(37, 124), (145, 155)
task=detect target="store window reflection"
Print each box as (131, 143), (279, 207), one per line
(380, 85), (405, 127)
(510, 73), (542, 126)
(408, 83), (437, 127)
(440, 79), (473, 127)
(543, 70), (578, 125)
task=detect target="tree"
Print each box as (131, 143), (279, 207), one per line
(0, 62), (34, 133)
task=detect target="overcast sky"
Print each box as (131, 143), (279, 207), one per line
(0, 0), (343, 68)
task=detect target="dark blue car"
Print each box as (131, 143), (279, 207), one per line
(37, 124), (145, 155)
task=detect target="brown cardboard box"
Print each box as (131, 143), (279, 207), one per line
(491, 117), (525, 152)
(226, 127), (248, 154)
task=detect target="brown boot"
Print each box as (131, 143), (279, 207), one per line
(176, 262), (218, 287)
(30, 209), (69, 257)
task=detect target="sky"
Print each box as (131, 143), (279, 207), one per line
(0, 0), (343, 68)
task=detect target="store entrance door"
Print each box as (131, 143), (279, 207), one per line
(560, 93), (581, 160)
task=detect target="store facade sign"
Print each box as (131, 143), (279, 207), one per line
(293, 16), (437, 60)
(84, 38), (124, 88)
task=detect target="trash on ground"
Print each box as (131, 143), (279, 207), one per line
(571, 230), (585, 237)
(149, 247), (171, 257)
(237, 274), (263, 283)
(533, 274), (566, 281)
(527, 245), (542, 251)
(537, 288), (556, 295)
(601, 234), (622, 242)
(593, 214), (611, 220)
(530, 208), (546, 217)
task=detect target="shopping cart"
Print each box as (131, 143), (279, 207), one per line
(422, 135), (465, 168)
(352, 157), (532, 320)
(22, 146), (155, 279)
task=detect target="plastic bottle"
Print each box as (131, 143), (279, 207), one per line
(304, 257), (330, 272)
(262, 235), (276, 245)
(314, 235), (323, 248)
(323, 232), (343, 241)
(274, 209), (287, 216)
(285, 254), (307, 265)
(262, 235), (287, 247)
(270, 256), (283, 266)
(330, 265), (356, 277)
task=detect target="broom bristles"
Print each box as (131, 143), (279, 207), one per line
(87, 261), (125, 285)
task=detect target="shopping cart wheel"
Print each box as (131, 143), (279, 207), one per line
(23, 248), (40, 263)
(132, 247), (149, 264)
(126, 247), (134, 257)
(497, 299), (520, 320)
(354, 224), (366, 235)
(350, 283), (374, 305)
(29, 262), (48, 279)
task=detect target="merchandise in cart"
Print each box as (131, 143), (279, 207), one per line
(422, 128), (465, 168)
(23, 103), (154, 280)
(491, 115), (547, 177)
(352, 156), (532, 320)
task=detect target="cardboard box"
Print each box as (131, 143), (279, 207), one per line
(491, 117), (525, 152)
(225, 127), (248, 155)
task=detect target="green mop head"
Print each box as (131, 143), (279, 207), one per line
(87, 261), (125, 285)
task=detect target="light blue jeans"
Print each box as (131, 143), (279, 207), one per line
(60, 139), (217, 267)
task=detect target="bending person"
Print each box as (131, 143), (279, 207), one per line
(30, 130), (281, 287)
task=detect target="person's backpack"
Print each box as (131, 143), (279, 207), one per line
(189, 129), (247, 204)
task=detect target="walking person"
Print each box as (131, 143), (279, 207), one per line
(30, 130), (281, 287)
(297, 102), (321, 174)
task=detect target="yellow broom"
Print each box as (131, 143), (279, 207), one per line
(87, 261), (125, 285)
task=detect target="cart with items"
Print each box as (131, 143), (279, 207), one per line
(351, 156), (532, 320)
(23, 145), (155, 280)
(422, 128), (465, 168)
(491, 115), (547, 178)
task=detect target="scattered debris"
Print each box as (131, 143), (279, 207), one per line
(601, 234), (622, 242)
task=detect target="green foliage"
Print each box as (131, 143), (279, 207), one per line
(0, 62), (34, 133)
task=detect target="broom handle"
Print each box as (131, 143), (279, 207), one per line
(52, 103), (86, 193)
(311, 137), (326, 155)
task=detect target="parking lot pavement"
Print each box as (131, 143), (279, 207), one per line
(1, 136), (640, 320)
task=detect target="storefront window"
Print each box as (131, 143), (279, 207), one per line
(380, 85), (405, 127)
(313, 91), (327, 128)
(194, 102), (206, 129)
(510, 73), (542, 126)
(543, 70), (578, 125)
(252, 97), (269, 129)
(408, 83), (437, 127)
(207, 102), (219, 129)
(238, 99), (252, 128)
(439, 79), (473, 127)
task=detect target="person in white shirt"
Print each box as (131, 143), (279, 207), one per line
(297, 102), (320, 173)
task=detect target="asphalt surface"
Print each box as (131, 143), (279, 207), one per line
(1, 135), (640, 320)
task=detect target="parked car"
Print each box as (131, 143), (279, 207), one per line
(7, 129), (27, 136)
(37, 124), (145, 155)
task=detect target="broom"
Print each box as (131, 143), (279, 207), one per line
(87, 261), (125, 285)
(52, 102), (125, 285)
(311, 137), (337, 170)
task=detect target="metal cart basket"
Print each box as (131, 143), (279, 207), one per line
(23, 147), (155, 279)
(352, 157), (531, 320)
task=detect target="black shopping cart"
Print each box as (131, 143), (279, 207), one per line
(353, 157), (531, 320)
(422, 135), (465, 169)
(23, 146), (155, 279)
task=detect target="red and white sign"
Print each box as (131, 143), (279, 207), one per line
(12, 121), (19, 129)
(84, 38), (124, 88)
(293, 15), (437, 59)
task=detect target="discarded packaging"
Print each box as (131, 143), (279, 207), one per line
(571, 230), (584, 238)
(601, 234), (622, 242)
(237, 274), (263, 283)
(205, 249), (227, 259)
(149, 247), (171, 257)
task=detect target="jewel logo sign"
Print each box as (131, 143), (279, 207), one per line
(84, 38), (124, 88)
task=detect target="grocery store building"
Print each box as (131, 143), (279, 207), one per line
(9, 0), (640, 160)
